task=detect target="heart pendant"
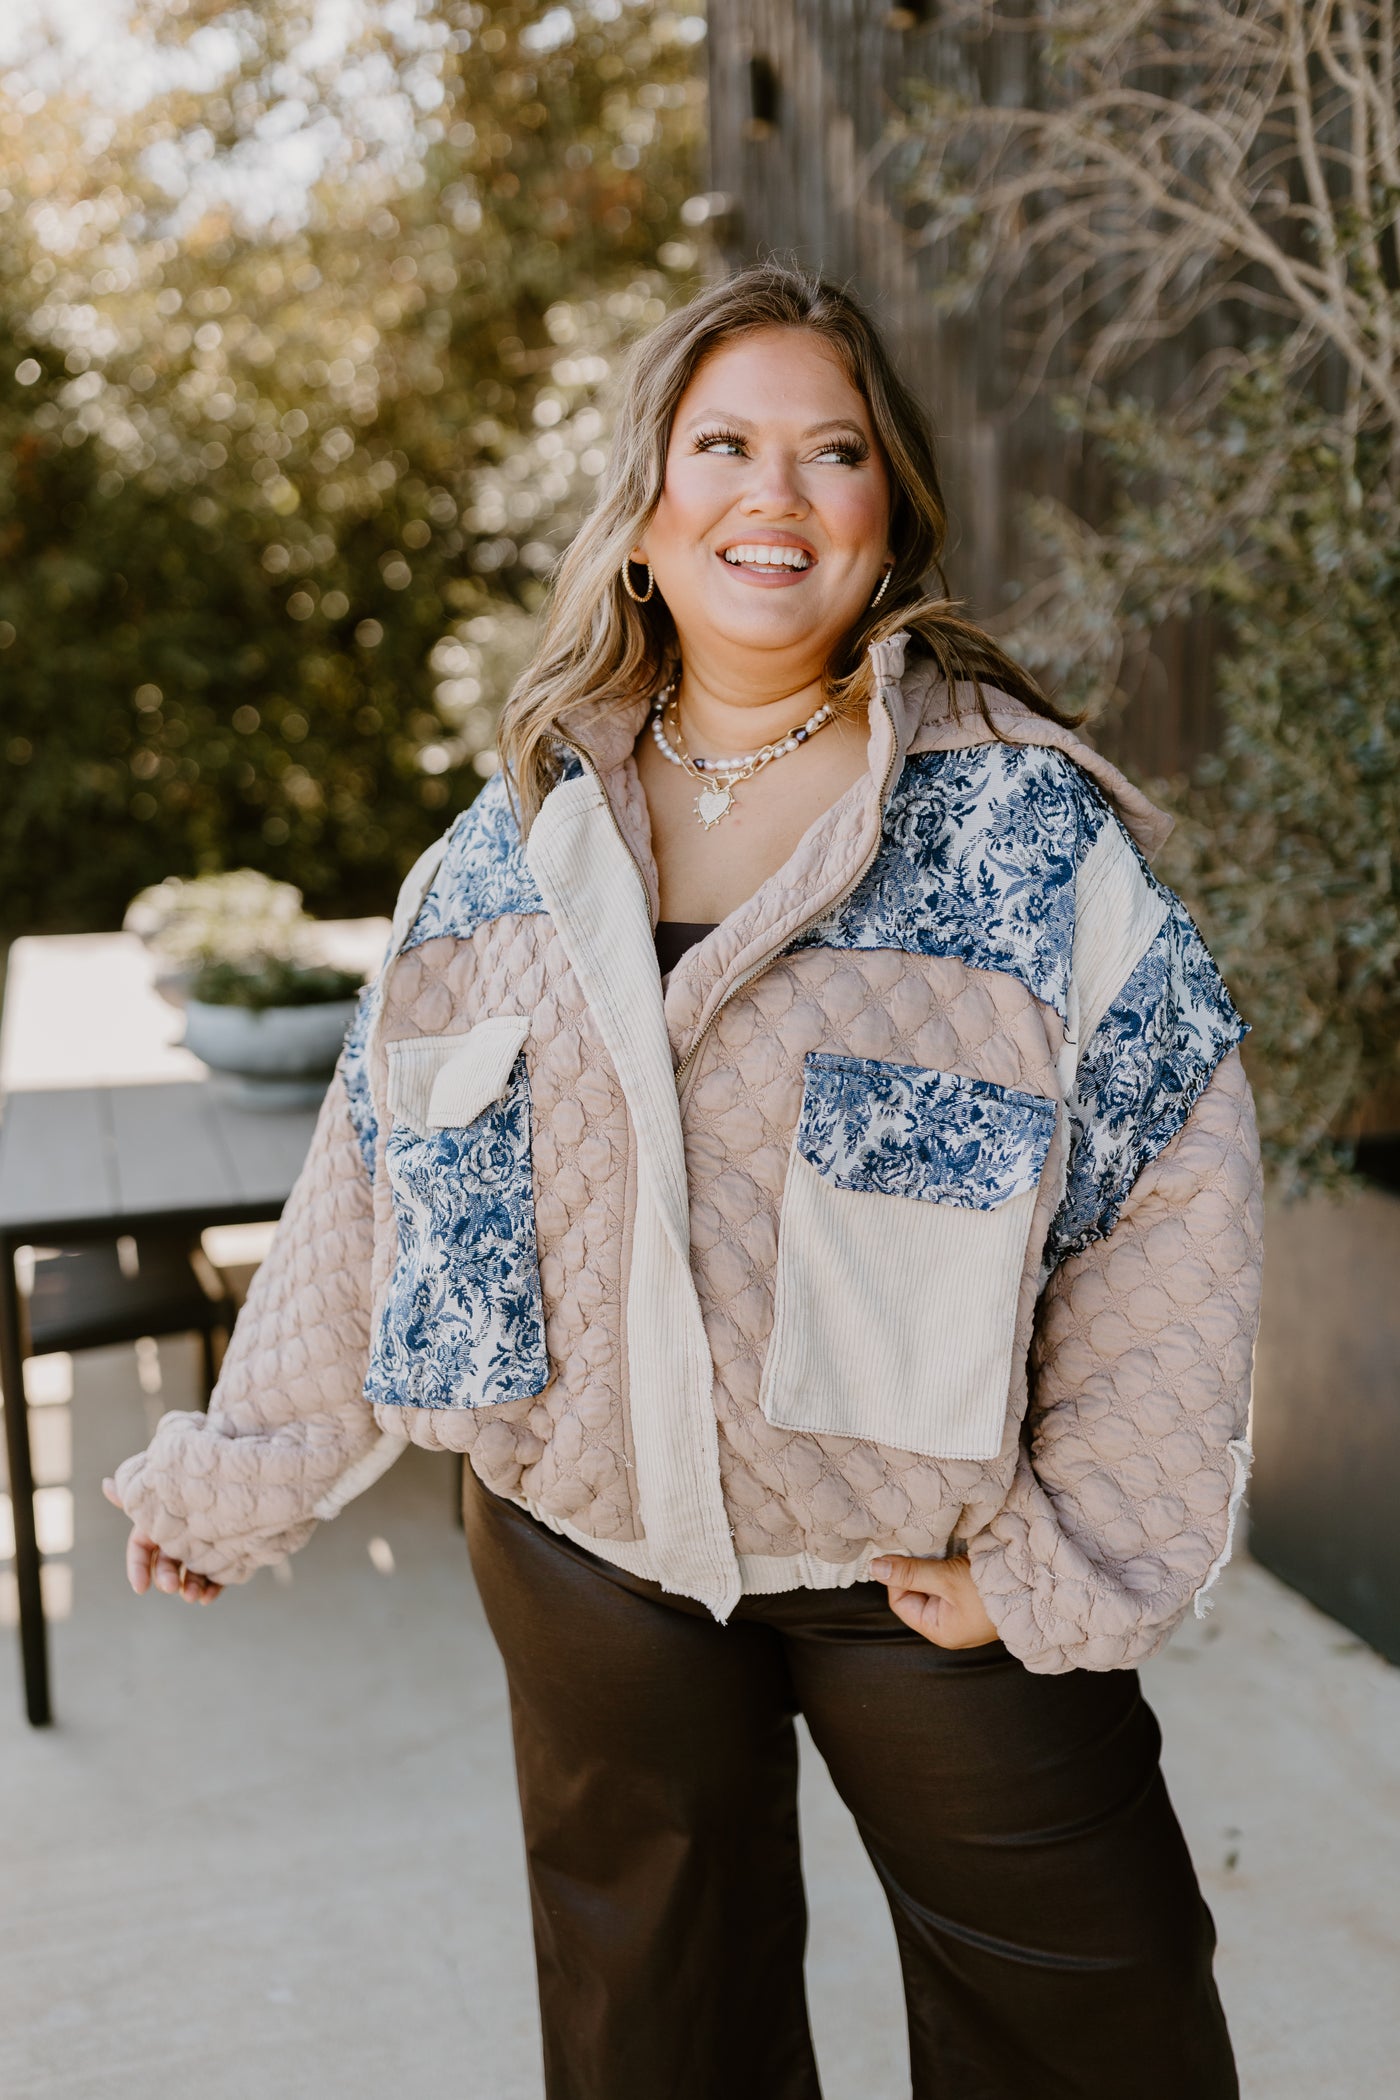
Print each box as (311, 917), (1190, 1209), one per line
(695, 783), (733, 828)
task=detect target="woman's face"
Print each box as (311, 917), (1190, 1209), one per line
(636, 328), (892, 690)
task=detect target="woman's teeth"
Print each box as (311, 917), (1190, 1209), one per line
(722, 545), (812, 569)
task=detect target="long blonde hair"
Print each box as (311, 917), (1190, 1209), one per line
(497, 264), (1072, 830)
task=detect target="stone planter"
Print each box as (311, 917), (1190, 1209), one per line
(183, 996), (358, 1109)
(1248, 1167), (1400, 1664)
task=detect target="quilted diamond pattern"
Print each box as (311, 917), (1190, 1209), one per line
(968, 1048), (1263, 1672)
(372, 922), (639, 1542)
(112, 1073), (384, 1584)
(684, 947), (1066, 1564)
(110, 665), (1263, 1671)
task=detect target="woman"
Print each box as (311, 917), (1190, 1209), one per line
(109, 267), (1261, 2099)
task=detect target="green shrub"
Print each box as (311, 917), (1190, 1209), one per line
(893, 1), (1400, 1186)
(0, 1), (705, 936)
(189, 955), (366, 1012)
(1018, 378), (1400, 1192)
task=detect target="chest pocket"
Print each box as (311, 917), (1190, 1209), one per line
(759, 1053), (1055, 1462)
(365, 1016), (550, 1410)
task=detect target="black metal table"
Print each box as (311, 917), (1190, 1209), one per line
(0, 1078), (319, 1724)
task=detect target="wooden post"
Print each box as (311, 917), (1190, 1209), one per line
(703, 0), (1220, 782)
(0, 1235), (51, 1726)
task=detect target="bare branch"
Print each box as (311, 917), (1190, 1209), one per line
(897, 0), (1400, 449)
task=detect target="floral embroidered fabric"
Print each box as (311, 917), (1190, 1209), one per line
(343, 732), (1241, 1398)
(341, 770), (549, 1177)
(403, 771), (546, 952)
(794, 746), (1108, 1017)
(791, 741), (1245, 1264)
(796, 1052), (1057, 1210)
(1048, 895), (1247, 1262)
(338, 984), (379, 1176)
(364, 1050), (550, 1409)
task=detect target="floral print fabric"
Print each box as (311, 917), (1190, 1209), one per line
(795, 746), (1108, 1017)
(404, 770), (546, 951)
(793, 740), (1245, 1263)
(340, 770), (548, 1177)
(797, 1052), (1057, 1210)
(345, 731), (1241, 1404)
(364, 1050), (549, 1410)
(338, 984), (379, 1176)
(1048, 896), (1247, 1263)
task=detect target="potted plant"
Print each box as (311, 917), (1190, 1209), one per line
(182, 952), (365, 1109)
(125, 870), (366, 1107)
(124, 869), (308, 1005)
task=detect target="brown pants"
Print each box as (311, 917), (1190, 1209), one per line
(463, 1471), (1238, 2100)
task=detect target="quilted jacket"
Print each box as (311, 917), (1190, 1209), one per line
(113, 634), (1264, 1672)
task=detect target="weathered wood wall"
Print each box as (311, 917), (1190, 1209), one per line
(704, 1), (1220, 780)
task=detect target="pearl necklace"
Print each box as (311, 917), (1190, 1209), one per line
(649, 686), (835, 829)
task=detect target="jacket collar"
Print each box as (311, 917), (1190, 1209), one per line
(552, 631), (1168, 862)
(543, 631), (1174, 992)
(555, 629), (915, 786)
(900, 658), (1174, 861)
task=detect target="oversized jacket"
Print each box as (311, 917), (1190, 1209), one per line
(114, 635), (1264, 1672)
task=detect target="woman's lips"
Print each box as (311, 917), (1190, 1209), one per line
(716, 544), (817, 586)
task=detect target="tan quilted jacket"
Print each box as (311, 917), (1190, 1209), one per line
(114, 635), (1263, 1672)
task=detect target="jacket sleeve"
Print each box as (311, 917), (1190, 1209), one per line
(968, 1046), (1263, 1672)
(111, 1048), (402, 1586)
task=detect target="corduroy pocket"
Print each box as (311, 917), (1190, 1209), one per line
(365, 1017), (550, 1410)
(758, 1053), (1055, 1461)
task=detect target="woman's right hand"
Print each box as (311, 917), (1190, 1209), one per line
(102, 1478), (223, 1604)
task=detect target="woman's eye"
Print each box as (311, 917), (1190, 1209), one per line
(692, 431), (867, 464)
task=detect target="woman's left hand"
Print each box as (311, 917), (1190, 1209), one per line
(868, 1553), (1000, 1650)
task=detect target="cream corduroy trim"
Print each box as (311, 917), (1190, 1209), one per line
(386, 1017), (531, 1135)
(759, 1150), (1040, 1461)
(1070, 820), (1169, 1049)
(526, 774), (743, 1619)
(508, 1495), (896, 1598)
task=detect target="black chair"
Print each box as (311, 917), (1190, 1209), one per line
(23, 1234), (231, 1404)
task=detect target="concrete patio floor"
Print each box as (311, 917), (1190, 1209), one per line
(3, 1334), (1398, 2099)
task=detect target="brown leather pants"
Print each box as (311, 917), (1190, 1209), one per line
(463, 1471), (1238, 2100)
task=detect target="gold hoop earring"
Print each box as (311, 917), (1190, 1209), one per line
(622, 556), (655, 604)
(870, 564), (893, 608)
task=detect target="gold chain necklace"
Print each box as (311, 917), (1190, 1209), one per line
(649, 686), (835, 829)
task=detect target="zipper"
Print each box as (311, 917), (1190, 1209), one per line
(558, 693), (903, 1095)
(673, 694), (902, 1089)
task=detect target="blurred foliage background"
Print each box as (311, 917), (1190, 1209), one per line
(892, 0), (1400, 1187)
(0, 0), (707, 935)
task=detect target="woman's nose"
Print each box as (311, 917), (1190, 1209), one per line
(738, 451), (807, 517)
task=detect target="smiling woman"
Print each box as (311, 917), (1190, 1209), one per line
(499, 266), (1061, 848)
(108, 265), (1260, 2100)
(632, 329), (894, 899)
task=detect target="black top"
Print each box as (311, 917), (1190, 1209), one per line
(654, 920), (718, 976)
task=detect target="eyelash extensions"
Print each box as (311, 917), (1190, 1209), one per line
(692, 426), (869, 465)
(692, 425), (749, 454)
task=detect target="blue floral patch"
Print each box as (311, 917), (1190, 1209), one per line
(365, 1051), (550, 1409)
(797, 1052), (1056, 1210)
(793, 745), (1108, 1016)
(338, 983), (379, 1176)
(1047, 897), (1247, 1263)
(404, 770), (546, 950)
